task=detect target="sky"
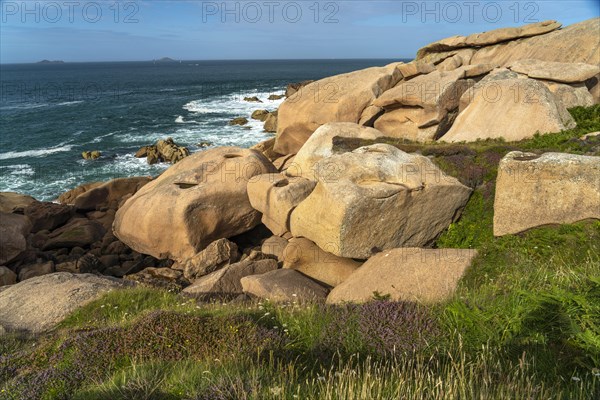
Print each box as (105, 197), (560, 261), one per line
(1, 0), (598, 63)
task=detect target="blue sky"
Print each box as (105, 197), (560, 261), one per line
(1, 0), (598, 63)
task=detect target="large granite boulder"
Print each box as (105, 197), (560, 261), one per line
(0, 272), (128, 334)
(247, 173), (316, 236)
(0, 213), (32, 265)
(416, 19), (599, 68)
(73, 177), (152, 211)
(417, 20), (562, 60)
(290, 144), (472, 259)
(288, 123), (385, 180)
(281, 237), (361, 287)
(493, 152), (600, 236)
(183, 258), (277, 297)
(274, 63), (403, 154)
(241, 269), (329, 302)
(327, 248), (478, 304)
(470, 18), (600, 66)
(441, 78), (576, 142)
(113, 147), (276, 262)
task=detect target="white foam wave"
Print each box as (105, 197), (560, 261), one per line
(57, 100), (84, 106)
(183, 89), (285, 116)
(0, 164), (35, 176)
(90, 131), (119, 144)
(0, 103), (50, 111)
(0, 144), (74, 161)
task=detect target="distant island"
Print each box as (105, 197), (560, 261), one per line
(37, 60), (65, 64)
(154, 57), (177, 63)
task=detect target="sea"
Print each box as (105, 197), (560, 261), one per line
(0, 59), (403, 201)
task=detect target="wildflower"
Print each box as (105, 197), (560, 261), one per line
(270, 386), (283, 395)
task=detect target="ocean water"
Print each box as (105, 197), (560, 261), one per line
(0, 59), (402, 201)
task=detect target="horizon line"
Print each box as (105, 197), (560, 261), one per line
(0, 57), (414, 65)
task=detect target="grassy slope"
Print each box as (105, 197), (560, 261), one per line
(1, 106), (599, 399)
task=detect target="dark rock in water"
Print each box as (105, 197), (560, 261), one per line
(243, 96), (262, 103)
(251, 109), (270, 121)
(285, 80), (314, 97)
(229, 117), (249, 126)
(268, 94), (284, 100)
(134, 138), (189, 165)
(81, 151), (101, 160)
(135, 145), (153, 158)
(43, 219), (106, 250)
(197, 141), (212, 148)
(24, 201), (74, 232)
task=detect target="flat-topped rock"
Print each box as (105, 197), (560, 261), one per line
(471, 18), (600, 67)
(417, 20), (561, 59)
(290, 144), (472, 259)
(509, 59), (600, 83)
(327, 248), (478, 304)
(0, 272), (129, 334)
(493, 152), (600, 236)
(288, 122), (385, 180)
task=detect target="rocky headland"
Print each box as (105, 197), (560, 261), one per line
(1, 18), (599, 336)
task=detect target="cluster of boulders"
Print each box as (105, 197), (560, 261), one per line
(274, 19), (599, 154)
(106, 133), (477, 303)
(82, 150), (102, 160)
(135, 138), (190, 165)
(1, 19), (599, 327)
(0, 177), (171, 289)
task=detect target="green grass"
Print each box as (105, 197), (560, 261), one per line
(1, 105), (599, 399)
